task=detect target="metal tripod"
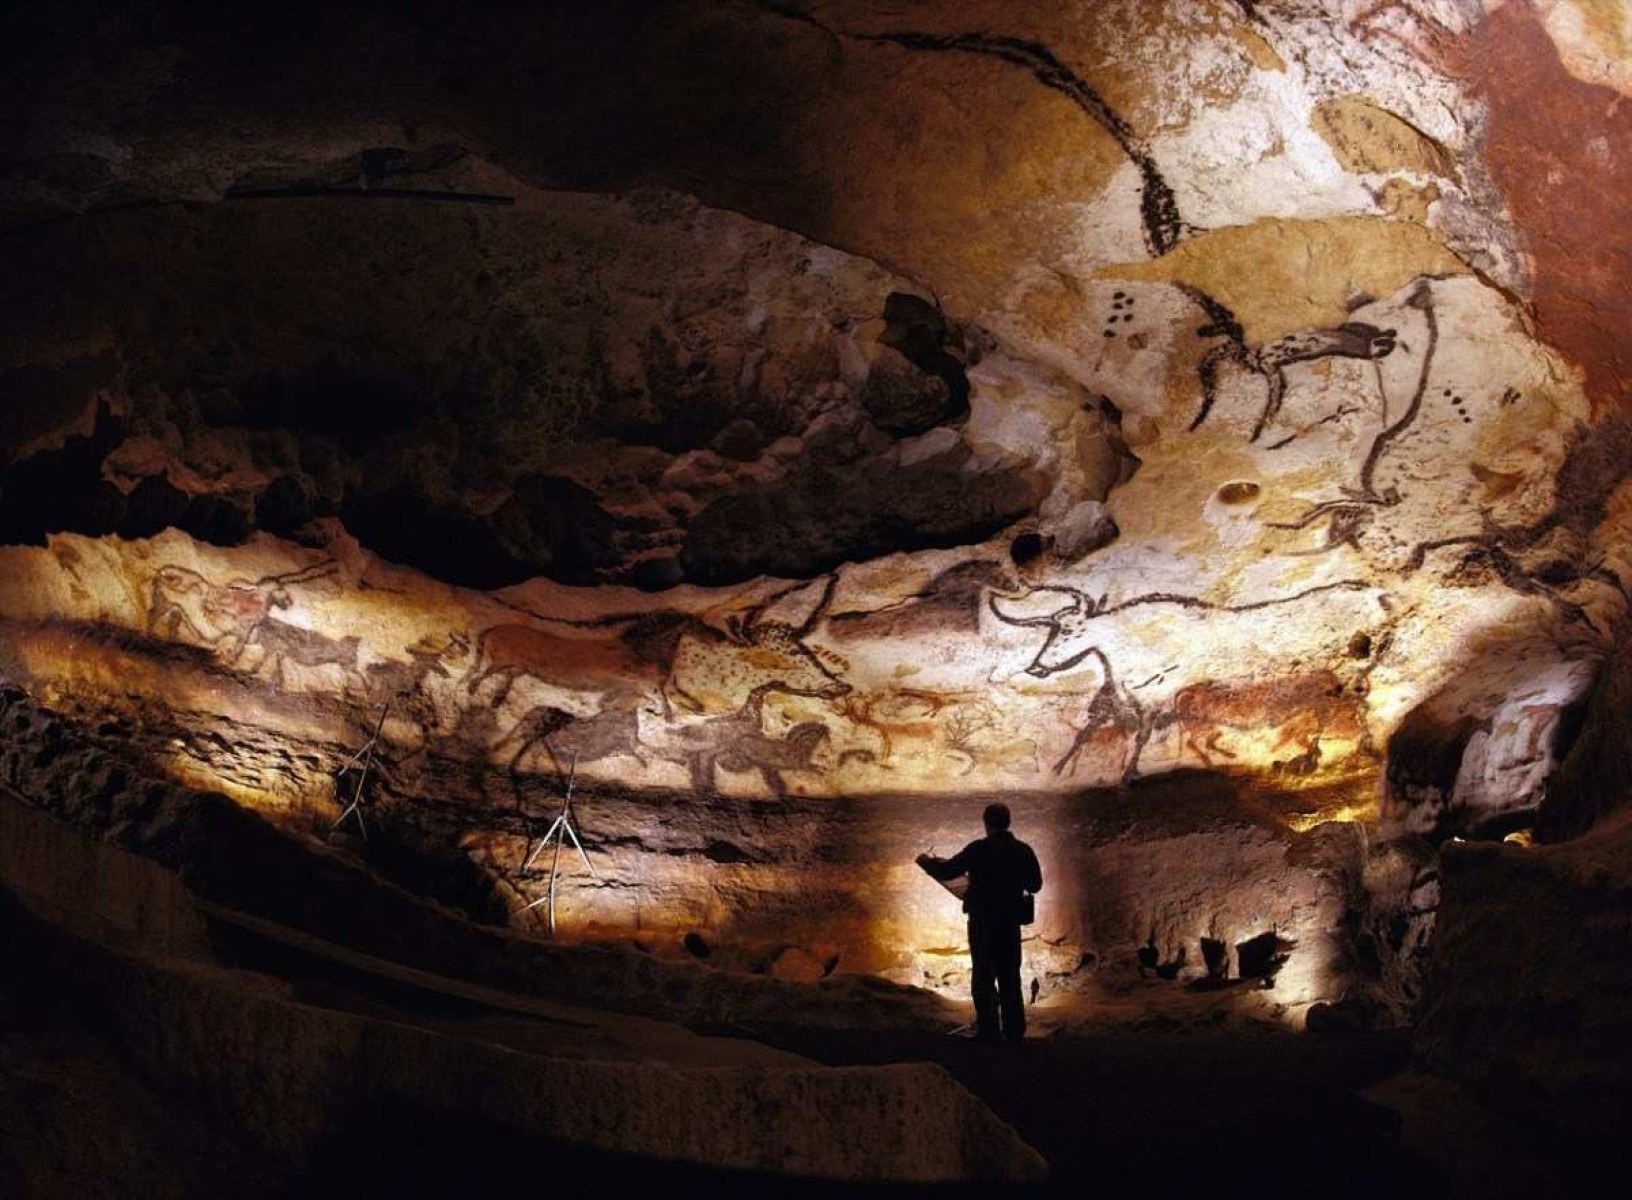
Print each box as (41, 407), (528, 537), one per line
(520, 751), (597, 934)
(331, 702), (389, 841)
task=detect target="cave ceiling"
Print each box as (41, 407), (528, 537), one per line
(2, 0), (1630, 828)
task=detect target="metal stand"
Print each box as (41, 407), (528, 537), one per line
(520, 751), (596, 935)
(331, 702), (389, 841)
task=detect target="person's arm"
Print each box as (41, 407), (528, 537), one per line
(1023, 845), (1042, 894)
(917, 842), (975, 881)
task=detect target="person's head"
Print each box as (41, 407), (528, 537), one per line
(983, 802), (1012, 834)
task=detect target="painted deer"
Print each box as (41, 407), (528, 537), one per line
(836, 689), (957, 762)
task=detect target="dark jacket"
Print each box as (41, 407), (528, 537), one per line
(922, 830), (1042, 923)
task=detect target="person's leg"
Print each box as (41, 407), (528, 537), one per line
(996, 922), (1025, 1041)
(968, 917), (999, 1040)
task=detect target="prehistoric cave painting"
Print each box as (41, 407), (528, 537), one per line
(1183, 284), (1400, 444)
(1257, 281), (1441, 555)
(463, 619), (670, 710)
(1050, 646), (1152, 786)
(855, 30), (1186, 256)
(942, 701), (1041, 778)
(463, 575), (851, 722)
(1169, 670), (1369, 773)
(240, 617), (365, 694)
(837, 689), (954, 763)
(758, 6), (1187, 256)
(501, 695), (652, 779)
(145, 561), (336, 663)
(360, 632), (469, 732)
(987, 579), (1370, 679)
(1052, 664), (1369, 785)
(1347, 0), (1463, 61)
(1102, 290), (1137, 341)
(668, 683), (831, 800)
(828, 690), (1040, 777)
(662, 574), (850, 715)
(827, 560), (1014, 641)
(992, 580), (1379, 784)
(1404, 530), (1628, 635)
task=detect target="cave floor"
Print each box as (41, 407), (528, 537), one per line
(4, 884), (1579, 1200)
(729, 1012), (1577, 1199)
(739, 1018), (1418, 1196)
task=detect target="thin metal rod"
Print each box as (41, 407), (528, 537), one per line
(518, 751), (591, 934)
(331, 703), (389, 840)
(521, 815), (566, 873)
(548, 806), (565, 934)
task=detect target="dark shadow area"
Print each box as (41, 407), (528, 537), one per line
(733, 1020), (1435, 1200)
(290, 1097), (996, 1200)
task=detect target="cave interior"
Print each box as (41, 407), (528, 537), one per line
(4, 2), (1632, 1196)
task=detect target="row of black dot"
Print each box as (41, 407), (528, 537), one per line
(1445, 388), (1474, 425)
(1103, 291), (1136, 338)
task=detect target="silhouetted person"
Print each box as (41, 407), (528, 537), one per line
(917, 802), (1042, 1043)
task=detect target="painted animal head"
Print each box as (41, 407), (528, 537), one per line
(786, 722), (833, 761)
(988, 587), (1110, 677)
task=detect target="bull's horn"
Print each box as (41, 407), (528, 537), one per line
(987, 587), (1083, 627)
(264, 560), (339, 586)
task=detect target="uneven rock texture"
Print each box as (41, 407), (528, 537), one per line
(0, 981), (281, 1200)
(1, 686), (1388, 1011)
(1418, 812), (1632, 1145)
(0, 790), (1047, 1185)
(4, 0), (1632, 1066)
(4, 0), (1629, 803)
(1541, 618), (1632, 839)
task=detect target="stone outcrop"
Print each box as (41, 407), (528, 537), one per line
(1, 788), (1046, 1185)
(4, 1), (1632, 1133)
(1418, 813), (1632, 1144)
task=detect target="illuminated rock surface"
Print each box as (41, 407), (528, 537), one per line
(4, 0), (1632, 1189)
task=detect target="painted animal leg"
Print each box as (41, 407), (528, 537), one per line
(1189, 343), (1240, 432)
(486, 669), (518, 710)
(1250, 366), (1286, 442)
(1121, 712), (1155, 787)
(1203, 729), (1236, 761)
(689, 752), (716, 794)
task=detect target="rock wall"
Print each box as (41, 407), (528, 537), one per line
(1418, 813), (1632, 1144)
(0, 684), (1380, 1009)
(5, 0), (1632, 1034)
(0, 788), (1047, 1184)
